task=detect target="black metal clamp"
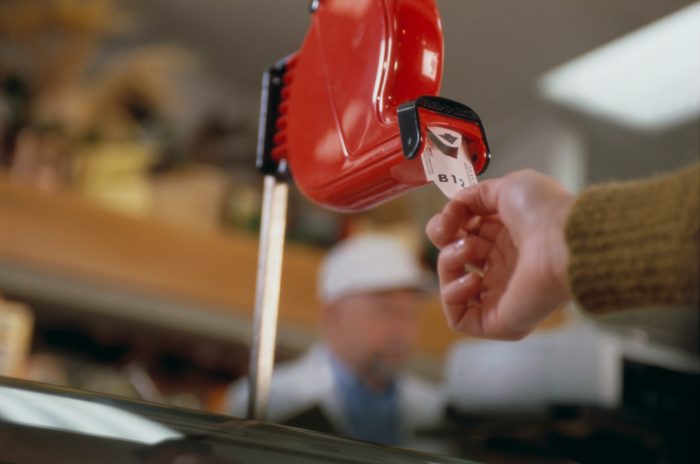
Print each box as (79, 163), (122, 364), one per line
(256, 58), (291, 181)
(397, 96), (491, 173)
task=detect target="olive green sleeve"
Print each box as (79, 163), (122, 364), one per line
(565, 163), (700, 314)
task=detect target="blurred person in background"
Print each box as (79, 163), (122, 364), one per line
(228, 234), (445, 449)
(426, 163), (699, 340)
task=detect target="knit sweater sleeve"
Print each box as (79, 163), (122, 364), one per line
(565, 163), (700, 314)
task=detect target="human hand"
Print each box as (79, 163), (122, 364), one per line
(426, 170), (577, 340)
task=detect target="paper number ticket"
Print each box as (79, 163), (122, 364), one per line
(420, 126), (478, 199)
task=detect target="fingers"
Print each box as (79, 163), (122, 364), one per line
(427, 180), (506, 250)
(477, 217), (502, 241)
(453, 303), (529, 341)
(452, 178), (504, 216)
(441, 274), (481, 329)
(435, 226), (533, 340)
(426, 209), (462, 249)
(441, 278), (527, 341)
(426, 201), (489, 249)
(445, 202), (483, 234)
(437, 234), (492, 283)
(436, 234), (491, 330)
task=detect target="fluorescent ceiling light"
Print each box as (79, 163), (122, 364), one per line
(539, 3), (700, 131)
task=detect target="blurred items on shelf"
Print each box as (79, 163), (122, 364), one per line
(151, 163), (230, 232)
(0, 0), (125, 191)
(74, 140), (157, 215)
(0, 0), (265, 235)
(0, 295), (34, 377)
(0, 0), (438, 248)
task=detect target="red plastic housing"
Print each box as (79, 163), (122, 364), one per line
(275, 0), (481, 212)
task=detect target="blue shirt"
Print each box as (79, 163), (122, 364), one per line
(329, 354), (402, 445)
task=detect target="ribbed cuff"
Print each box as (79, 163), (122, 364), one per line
(565, 164), (700, 314)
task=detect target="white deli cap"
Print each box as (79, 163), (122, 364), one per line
(318, 234), (429, 304)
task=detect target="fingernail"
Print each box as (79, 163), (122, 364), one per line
(454, 238), (467, 251)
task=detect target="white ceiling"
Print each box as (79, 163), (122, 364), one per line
(123, 0), (699, 185)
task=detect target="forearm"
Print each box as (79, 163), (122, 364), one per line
(565, 163), (700, 314)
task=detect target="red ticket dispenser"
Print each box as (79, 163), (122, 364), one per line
(257, 0), (490, 212)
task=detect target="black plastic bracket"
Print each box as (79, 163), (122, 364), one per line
(256, 58), (291, 180)
(397, 96), (491, 172)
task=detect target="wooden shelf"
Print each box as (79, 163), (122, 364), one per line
(0, 178), (468, 367)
